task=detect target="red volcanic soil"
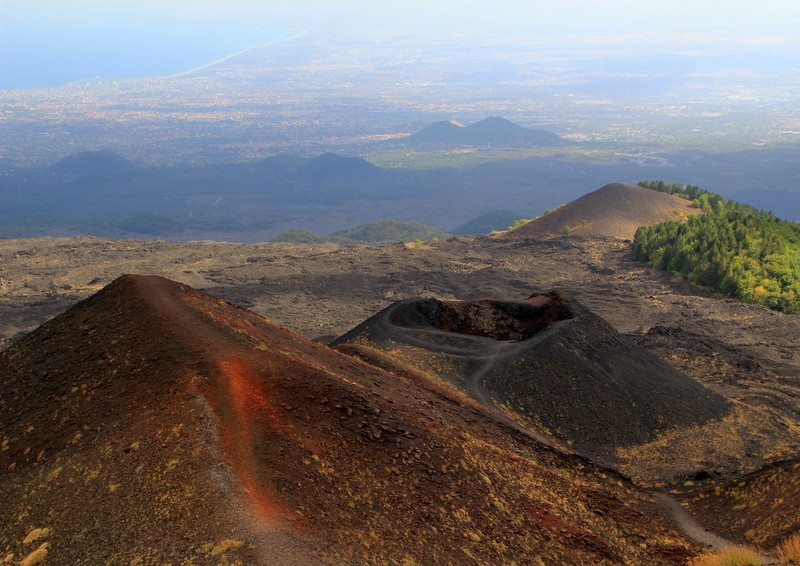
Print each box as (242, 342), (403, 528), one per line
(0, 275), (700, 564)
(502, 182), (701, 240)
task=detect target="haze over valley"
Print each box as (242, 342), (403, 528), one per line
(2, 12), (800, 238)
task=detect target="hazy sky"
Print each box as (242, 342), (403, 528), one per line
(5, 0), (800, 30)
(2, 0), (800, 88)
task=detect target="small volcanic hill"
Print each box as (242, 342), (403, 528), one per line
(49, 149), (134, 176)
(407, 116), (567, 146)
(503, 182), (701, 239)
(0, 276), (701, 564)
(329, 219), (449, 245)
(332, 292), (729, 463)
(405, 118), (466, 143)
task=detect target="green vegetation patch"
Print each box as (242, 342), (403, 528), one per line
(638, 180), (709, 201)
(634, 182), (800, 313)
(330, 219), (449, 245)
(270, 229), (327, 244)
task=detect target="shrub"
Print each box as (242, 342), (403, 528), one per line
(688, 546), (763, 566)
(270, 229), (326, 243)
(634, 187), (800, 314)
(507, 218), (531, 230)
(777, 532), (800, 564)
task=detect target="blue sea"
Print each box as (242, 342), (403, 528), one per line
(0, 25), (299, 90)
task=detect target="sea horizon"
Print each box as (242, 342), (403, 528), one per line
(0, 26), (303, 90)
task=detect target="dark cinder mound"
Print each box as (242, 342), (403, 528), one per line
(413, 295), (571, 341)
(0, 276), (698, 565)
(333, 292), (729, 462)
(503, 182), (701, 240)
(339, 293), (572, 346)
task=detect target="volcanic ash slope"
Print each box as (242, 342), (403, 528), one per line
(502, 182), (701, 240)
(332, 292), (730, 465)
(0, 275), (698, 565)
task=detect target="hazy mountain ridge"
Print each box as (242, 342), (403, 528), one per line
(2, 145), (798, 241)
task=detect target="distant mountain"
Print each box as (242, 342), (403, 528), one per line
(270, 229), (328, 244)
(406, 116), (567, 147)
(294, 152), (381, 181)
(406, 119), (465, 143)
(50, 149), (134, 176)
(503, 182), (701, 240)
(330, 219), (448, 245)
(3, 144), (794, 241)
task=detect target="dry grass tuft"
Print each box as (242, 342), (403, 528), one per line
(22, 528), (50, 545)
(777, 532), (800, 564)
(688, 546), (763, 566)
(20, 543), (49, 566)
(210, 539), (244, 556)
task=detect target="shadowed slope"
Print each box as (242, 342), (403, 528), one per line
(332, 292), (729, 464)
(1, 276), (699, 564)
(0, 274), (321, 565)
(685, 459), (800, 548)
(503, 182), (701, 239)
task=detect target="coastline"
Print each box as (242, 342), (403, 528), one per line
(163, 29), (309, 79)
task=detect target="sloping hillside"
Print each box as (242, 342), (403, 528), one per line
(0, 275), (697, 565)
(685, 459), (800, 548)
(503, 182), (701, 240)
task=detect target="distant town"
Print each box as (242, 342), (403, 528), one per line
(2, 33), (799, 168)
